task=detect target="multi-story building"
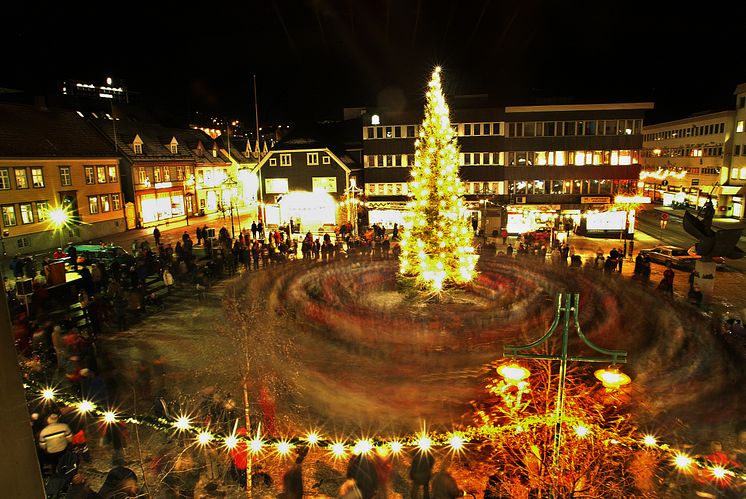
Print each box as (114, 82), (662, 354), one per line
(0, 103), (125, 256)
(640, 82), (746, 219)
(252, 120), (361, 231)
(360, 101), (653, 237)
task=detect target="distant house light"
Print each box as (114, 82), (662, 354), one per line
(76, 111), (84, 118)
(371, 114), (380, 125)
(106, 77), (112, 85)
(99, 93), (113, 99)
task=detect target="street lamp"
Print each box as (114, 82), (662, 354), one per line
(502, 292), (629, 491)
(48, 206), (71, 249)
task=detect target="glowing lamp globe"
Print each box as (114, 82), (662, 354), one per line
(594, 367), (631, 390)
(497, 363), (531, 384)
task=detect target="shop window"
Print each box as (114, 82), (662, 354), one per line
(88, 196), (99, 214)
(15, 168), (28, 189)
(2, 205), (16, 226)
(20, 203), (34, 224)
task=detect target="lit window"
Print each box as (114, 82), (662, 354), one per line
(85, 167), (95, 184)
(138, 168), (147, 184)
(154, 168), (161, 182)
(555, 151), (566, 166)
(15, 169), (28, 189)
(108, 166), (118, 183)
(171, 144), (178, 154)
(59, 166), (72, 186)
(111, 194), (121, 210)
(100, 195), (111, 212)
(88, 196), (99, 214)
(163, 167), (171, 181)
(371, 114), (380, 125)
(738, 121), (745, 133)
(0, 169), (9, 190)
(31, 168), (44, 188)
(36, 201), (49, 221)
(134, 143), (142, 154)
(574, 151), (585, 166)
(19, 203), (34, 224)
(2, 205), (17, 226)
(97, 166), (107, 183)
(741, 167), (746, 180)
(280, 154), (292, 166)
(307, 153), (319, 165)
(732, 168), (739, 179)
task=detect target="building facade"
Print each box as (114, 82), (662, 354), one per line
(361, 102), (652, 237)
(252, 121), (360, 232)
(640, 82), (746, 219)
(0, 103), (125, 257)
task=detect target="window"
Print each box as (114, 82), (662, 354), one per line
(97, 166), (107, 183)
(464, 124), (472, 136)
(406, 126), (415, 138)
(108, 165), (118, 183)
(2, 205), (16, 226)
(738, 121), (745, 133)
(170, 144), (178, 154)
(0, 169), (9, 190)
(280, 154), (292, 166)
(111, 193), (121, 210)
(269, 158), (277, 166)
(544, 122), (555, 136)
(88, 196), (99, 214)
(100, 195), (111, 212)
(19, 203), (34, 224)
(31, 168), (44, 189)
(307, 152), (319, 165)
(36, 201), (49, 221)
(482, 123), (491, 135)
(163, 167), (171, 181)
(741, 168), (746, 180)
(138, 168), (147, 184)
(85, 166), (95, 184)
(376, 127), (383, 139)
(15, 168), (28, 189)
(59, 166), (72, 186)
(153, 167), (161, 182)
(322, 155), (331, 164)
(365, 127), (375, 139)
(16, 237), (30, 249)
(134, 143), (142, 154)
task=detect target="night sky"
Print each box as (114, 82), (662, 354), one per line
(2, 1), (745, 125)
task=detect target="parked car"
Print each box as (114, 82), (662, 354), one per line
(526, 227), (552, 242)
(638, 245), (701, 270)
(74, 244), (135, 269)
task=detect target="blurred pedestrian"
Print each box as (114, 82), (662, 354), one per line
(409, 449), (435, 499)
(38, 413), (73, 472)
(431, 466), (464, 499)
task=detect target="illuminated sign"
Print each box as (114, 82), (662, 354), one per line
(581, 197), (611, 204)
(312, 177), (338, 193)
(265, 178), (289, 194)
(154, 182), (173, 189)
(614, 195), (651, 204)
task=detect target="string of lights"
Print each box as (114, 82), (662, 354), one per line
(24, 379), (744, 488)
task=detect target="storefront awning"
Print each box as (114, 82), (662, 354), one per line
(717, 186), (745, 196)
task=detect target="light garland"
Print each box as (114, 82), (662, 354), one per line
(23, 379), (746, 490)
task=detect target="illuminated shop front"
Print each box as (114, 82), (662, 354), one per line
(264, 191), (338, 231)
(137, 184), (186, 225)
(505, 206), (580, 234)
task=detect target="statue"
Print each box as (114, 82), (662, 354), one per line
(683, 197), (744, 261)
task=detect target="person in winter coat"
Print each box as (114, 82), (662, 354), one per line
(409, 449), (435, 499)
(38, 413), (73, 471)
(431, 468), (464, 499)
(347, 453), (379, 499)
(162, 267), (174, 292)
(279, 446), (309, 499)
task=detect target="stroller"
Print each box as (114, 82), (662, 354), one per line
(44, 447), (78, 498)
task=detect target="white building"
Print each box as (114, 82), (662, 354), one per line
(640, 83), (746, 219)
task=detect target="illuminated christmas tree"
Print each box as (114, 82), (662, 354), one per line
(399, 66), (478, 292)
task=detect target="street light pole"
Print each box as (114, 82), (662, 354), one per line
(503, 292), (628, 491)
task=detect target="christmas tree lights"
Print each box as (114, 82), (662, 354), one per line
(399, 66), (478, 292)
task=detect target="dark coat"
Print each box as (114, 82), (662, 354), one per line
(409, 451), (435, 484)
(346, 454), (378, 499)
(431, 471), (463, 499)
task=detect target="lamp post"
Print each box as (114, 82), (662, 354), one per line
(502, 292), (629, 493)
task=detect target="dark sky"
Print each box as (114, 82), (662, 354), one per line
(2, 1), (745, 125)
